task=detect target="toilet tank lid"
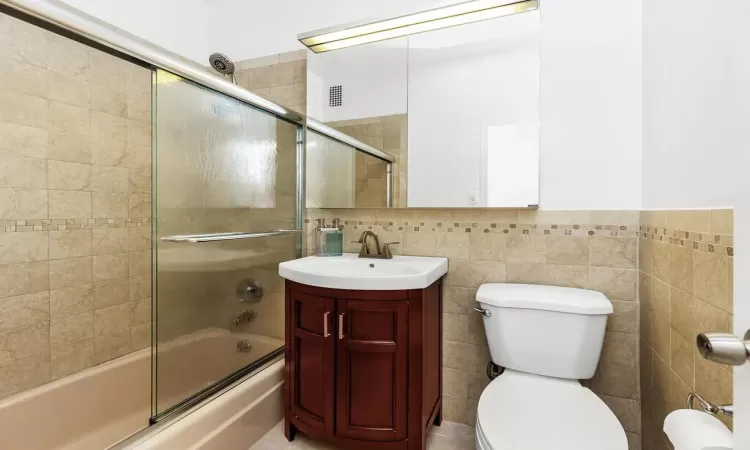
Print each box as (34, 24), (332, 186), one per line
(476, 284), (613, 315)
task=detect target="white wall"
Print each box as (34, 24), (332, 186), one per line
(60, 0), (212, 64)
(539, 0), (642, 209)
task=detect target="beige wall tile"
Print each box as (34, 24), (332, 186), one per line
(93, 278), (129, 309)
(93, 329), (130, 364)
(695, 354), (732, 406)
(49, 230), (91, 259)
(443, 286), (472, 315)
(91, 110), (126, 142)
(126, 88), (150, 122)
(590, 237), (637, 269)
(666, 210), (710, 233)
(670, 289), (695, 340)
(93, 303), (130, 336)
(50, 284), (93, 318)
(92, 191), (128, 217)
(128, 250), (151, 276)
(0, 188), (47, 220)
(469, 232), (507, 262)
(48, 131), (91, 164)
(128, 226), (150, 251)
(0, 122), (47, 158)
(436, 233), (470, 260)
(92, 228), (129, 255)
(669, 245), (693, 294)
(128, 167), (150, 194)
(653, 316), (671, 363)
(694, 298), (732, 334)
(545, 264), (589, 288)
(0, 261), (49, 298)
(693, 252), (731, 313)
(48, 190), (91, 218)
(670, 330), (694, 386)
(589, 268), (637, 302)
(601, 332), (638, 367)
(49, 256), (92, 290)
(443, 367), (469, 398)
(0, 351), (50, 398)
(0, 15), (48, 68)
(0, 91), (48, 129)
(507, 263), (547, 284)
(0, 151), (47, 189)
(0, 232), (48, 264)
(652, 242), (670, 282)
(127, 144), (150, 168)
(0, 56), (47, 97)
(93, 253), (128, 281)
(402, 231), (436, 256)
(90, 165), (128, 193)
(545, 236), (589, 266)
(47, 160), (91, 191)
(129, 274), (150, 301)
(48, 101), (90, 135)
(91, 84), (126, 117)
(652, 278), (670, 321)
(131, 322), (150, 350)
(128, 193), (151, 217)
(91, 139), (127, 167)
(444, 313), (469, 343)
(5, 321), (48, 360)
(506, 235), (545, 264)
(709, 209), (733, 235)
(608, 300), (638, 334)
(600, 395), (641, 434)
(130, 298), (150, 325)
(46, 70), (91, 109)
(590, 362), (638, 399)
(46, 33), (90, 79)
(0, 291), (48, 332)
(126, 119), (150, 146)
(50, 312), (93, 348)
(441, 394), (469, 424)
(51, 339), (93, 378)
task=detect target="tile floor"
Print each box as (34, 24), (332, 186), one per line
(251, 420), (476, 450)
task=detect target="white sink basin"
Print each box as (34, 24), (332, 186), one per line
(279, 254), (448, 290)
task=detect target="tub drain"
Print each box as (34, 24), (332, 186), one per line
(236, 339), (253, 353)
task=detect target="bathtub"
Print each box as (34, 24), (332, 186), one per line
(0, 329), (283, 450)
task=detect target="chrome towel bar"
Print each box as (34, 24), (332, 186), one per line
(161, 229), (302, 243)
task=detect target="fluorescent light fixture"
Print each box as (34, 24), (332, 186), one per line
(298, 0), (538, 53)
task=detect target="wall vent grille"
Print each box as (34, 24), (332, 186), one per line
(329, 85), (343, 107)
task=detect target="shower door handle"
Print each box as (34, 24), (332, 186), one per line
(323, 312), (330, 338)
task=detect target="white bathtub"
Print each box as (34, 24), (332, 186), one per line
(0, 330), (283, 450)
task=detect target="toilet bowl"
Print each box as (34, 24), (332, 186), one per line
(473, 284), (628, 450)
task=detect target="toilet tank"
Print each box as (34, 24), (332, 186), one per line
(476, 284), (613, 380)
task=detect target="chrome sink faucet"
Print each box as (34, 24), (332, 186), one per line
(354, 231), (399, 259)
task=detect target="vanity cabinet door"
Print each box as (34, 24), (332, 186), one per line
(287, 290), (336, 435)
(335, 299), (409, 442)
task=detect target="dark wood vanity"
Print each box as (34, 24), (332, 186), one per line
(284, 279), (443, 450)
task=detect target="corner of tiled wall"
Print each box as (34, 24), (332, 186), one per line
(639, 209), (733, 450)
(0, 12), (152, 400)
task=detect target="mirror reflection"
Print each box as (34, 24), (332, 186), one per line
(305, 9), (540, 208)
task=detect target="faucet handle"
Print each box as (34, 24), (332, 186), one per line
(382, 242), (400, 259)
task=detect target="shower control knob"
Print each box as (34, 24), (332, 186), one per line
(696, 330), (750, 366)
(236, 279), (263, 303)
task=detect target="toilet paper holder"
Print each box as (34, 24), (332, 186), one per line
(687, 392), (734, 417)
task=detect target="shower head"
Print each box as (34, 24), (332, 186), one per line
(209, 53), (235, 75)
(209, 53), (238, 84)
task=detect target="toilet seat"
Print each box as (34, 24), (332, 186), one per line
(476, 370), (628, 450)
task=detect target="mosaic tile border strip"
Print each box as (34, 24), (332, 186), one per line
(0, 217), (151, 233)
(306, 219), (638, 238)
(639, 225), (734, 257)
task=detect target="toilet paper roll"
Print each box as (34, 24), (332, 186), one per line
(663, 409), (733, 450)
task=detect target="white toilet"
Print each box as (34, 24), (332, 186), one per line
(474, 283), (628, 450)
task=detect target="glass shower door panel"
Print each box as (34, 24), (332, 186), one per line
(153, 70), (297, 418)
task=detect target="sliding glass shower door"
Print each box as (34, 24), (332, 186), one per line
(151, 70), (300, 420)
